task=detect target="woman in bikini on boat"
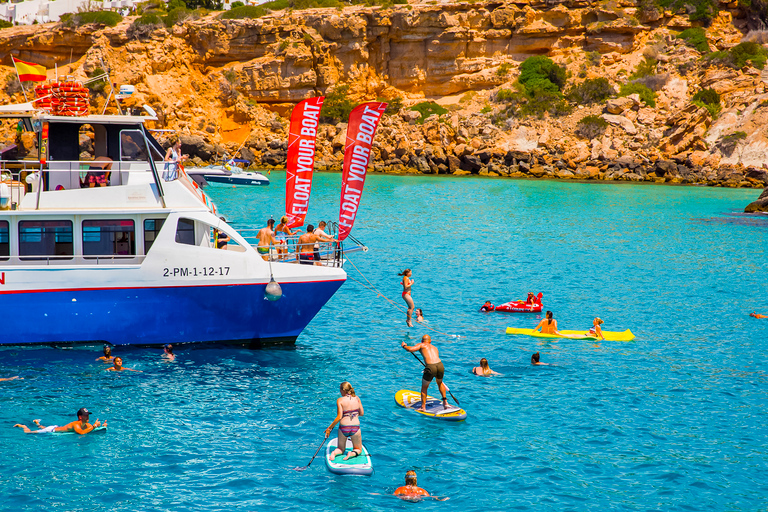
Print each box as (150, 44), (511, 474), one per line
(274, 216), (298, 261)
(399, 269), (415, 327)
(325, 381), (364, 461)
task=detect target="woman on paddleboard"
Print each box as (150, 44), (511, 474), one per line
(399, 269), (415, 327)
(588, 318), (605, 340)
(472, 358), (500, 376)
(533, 311), (560, 335)
(325, 382), (365, 461)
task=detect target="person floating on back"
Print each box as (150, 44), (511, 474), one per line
(751, 312), (768, 319)
(325, 381), (365, 461)
(531, 352), (549, 365)
(395, 470), (430, 500)
(533, 310), (560, 335)
(472, 358), (500, 376)
(401, 335), (448, 411)
(14, 407), (106, 434)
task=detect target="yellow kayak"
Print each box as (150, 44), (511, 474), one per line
(505, 327), (635, 341)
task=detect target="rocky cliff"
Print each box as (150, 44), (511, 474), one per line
(1, 0), (768, 210)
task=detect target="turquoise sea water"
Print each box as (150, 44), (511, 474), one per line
(1, 175), (767, 510)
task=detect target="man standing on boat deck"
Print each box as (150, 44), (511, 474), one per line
(297, 225), (336, 266)
(401, 335), (449, 411)
(312, 221), (335, 263)
(256, 219), (277, 261)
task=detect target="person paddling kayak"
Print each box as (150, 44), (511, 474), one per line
(401, 335), (448, 411)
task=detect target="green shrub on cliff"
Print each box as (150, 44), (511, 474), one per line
(221, 4), (271, 18)
(576, 115), (608, 140)
(518, 56), (567, 94)
(678, 27), (711, 53)
(320, 85), (354, 124)
(164, 7), (198, 26)
(656, 0), (717, 24)
(0, 20), (12, 29)
(566, 77), (614, 105)
(706, 41), (768, 69)
(378, 96), (403, 115)
(692, 88), (721, 118)
(629, 58), (657, 80)
(519, 89), (572, 118)
(60, 10), (123, 27)
(410, 101), (448, 123)
(619, 82), (656, 107)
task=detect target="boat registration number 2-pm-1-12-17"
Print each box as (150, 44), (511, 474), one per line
(163, 267), (231, 277)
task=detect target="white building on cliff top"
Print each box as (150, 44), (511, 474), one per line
(0, 0), (139, 25)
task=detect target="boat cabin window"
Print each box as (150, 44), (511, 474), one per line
(143, 218), (165, 253)
(175, 218), (195, 245)
(83, 220), (135, 257)
(120, 130), (148, 161)
(18, 220), (73, 260)
(0, 221), (8, 260)
(207, 223), (242, 252)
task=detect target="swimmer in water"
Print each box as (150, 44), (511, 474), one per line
(96, 345), (114, 362)
(533, 310), (560, 335)
(163, 344), (175, 360)
(415, 308), (425, 323)
(531, 352), (549, 365)
(588, 317), (605, 340)
(0, 376), (21, 381)
(394, 470), (430, 500)
(479, 301), (494, 312)
(14, 407), (106, 434)
(106, 357), (141, 372)
(472, 358), (500, 376)
(750, 312), (768, 319)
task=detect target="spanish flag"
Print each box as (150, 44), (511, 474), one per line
(12, 56), (46, 82)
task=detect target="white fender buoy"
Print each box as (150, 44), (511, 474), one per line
(265, 278), (282, 301)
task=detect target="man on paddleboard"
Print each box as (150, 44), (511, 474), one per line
(401, 335), (448, 411)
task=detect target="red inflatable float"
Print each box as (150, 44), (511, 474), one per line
(482, 292), (544, 313)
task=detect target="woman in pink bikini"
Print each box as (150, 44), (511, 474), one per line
(398, 269), (415, 327)
(325, 382), (364, 461)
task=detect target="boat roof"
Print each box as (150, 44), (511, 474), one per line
(0, 103), (156, 124)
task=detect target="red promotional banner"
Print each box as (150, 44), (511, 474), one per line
(337, 101), (387, 241)
(285, 96), (324, 228)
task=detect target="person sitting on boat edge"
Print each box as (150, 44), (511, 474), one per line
(256, 218), (277, 261)
(96, 345), (114, 363)
(588, 317), (605, 340)
(312, 221), (335, 263)
(531, 352), (549, 365)
(533, 311), (560, 335)
(479, 301), (494, 312)
(325, 381), (365, 461)
(106, 357), (141, 372)
(394, 470), (431, 500)
(14, 407), (105, 434)
(215, 217), (231, 250)
(472, 358), (500, 376)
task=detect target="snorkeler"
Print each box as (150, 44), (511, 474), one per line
(14, 408), (105, 434)
(531, 352), (549, 365)
(533, 311), (559, 335)
(472, 358), (500, 376)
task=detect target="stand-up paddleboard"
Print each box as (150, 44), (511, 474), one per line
(53, 426), (107, 435)
(395, 390), (467, 421)
(505, 328), (635, 341)
(324, 437), (373, 476)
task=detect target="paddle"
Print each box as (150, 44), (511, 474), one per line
(292, 434), (328, 471)
(407, 351), (460, 406)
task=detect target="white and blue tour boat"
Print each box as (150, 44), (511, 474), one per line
(0, 101), (352, 347)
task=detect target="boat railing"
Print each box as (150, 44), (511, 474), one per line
(1, 254), (147, 265)
(234, 227), (365, 267)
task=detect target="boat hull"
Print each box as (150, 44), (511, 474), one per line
(0, 279), (343, 346)
(204, 175), (269, 186)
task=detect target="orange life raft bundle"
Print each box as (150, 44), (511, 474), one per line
(34, 81), (90, 117)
